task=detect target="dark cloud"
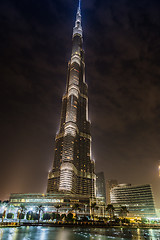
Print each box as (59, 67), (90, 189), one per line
(0, 0), (160, 207)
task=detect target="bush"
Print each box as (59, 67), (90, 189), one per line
(122, 218), (130, 224)
(55, 214), (61, 220)
(7, 213), (14, 219)
(19, 213), (24, 220)
(26, 211), (34, 220)
(66, 213), (73, 222)
(81, 216), (88, 221)
(19, 213), (24, 219)
(61, 214), (66, 220)
(51, 212), (56, 220)
(32, 214), (39, 220)
(43, 213), (51, 220)
(141, 218), (147, 224)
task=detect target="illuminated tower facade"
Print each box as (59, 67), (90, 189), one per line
(158, 160), (160, 177)
(47, 0), (96, 197)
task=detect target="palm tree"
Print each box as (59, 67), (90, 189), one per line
(91, 203), (98, 221)
(54, 205), (61, 222)
(7, 204), (15, 220)
(120, 206), (129, 218)
(72, 203), (81, 220)
(2, 209), (7, 223)
(1, 202), (8, 223)
(36, 205), (44, 224)
(18, 204), (26, 225)
(51, 212), (56, 221)
(55, 204), (61, 215)
(106, 204), (115, 219)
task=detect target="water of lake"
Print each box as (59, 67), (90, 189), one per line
(0, 226), (160, 240)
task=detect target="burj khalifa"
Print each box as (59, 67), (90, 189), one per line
(47, 0), (96, 198)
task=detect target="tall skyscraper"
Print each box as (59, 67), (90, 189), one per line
(47, 0), (96, 197)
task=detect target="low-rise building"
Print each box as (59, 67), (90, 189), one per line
(5, 193), (105, 219)
(110, 184), (156, 218)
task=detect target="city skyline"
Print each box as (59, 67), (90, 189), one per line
(1, 0), (160, 207)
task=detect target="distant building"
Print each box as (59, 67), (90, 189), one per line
(96, 172), (106, 204)
(110, 184), (156, 218)
(106, 179), (118, 204)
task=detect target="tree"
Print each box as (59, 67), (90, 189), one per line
(72, 204), (81, 220)
(51, 212), (56, 221)
(61, 214), (66, 221)
(7, 204), (15, 217)
(1, 202), (8, 223)
(120, 206), (129, 224)
(36, 205), (44, 224)
(54, 205), (61, 222)
(43, 213), (51, 221)
(7, 213), (14, 219)
(91, 203), (98, 221)
(18, 204), (26, 225)
(119, 206), (129, 218)
(26, 211), (34, 220)
(66, 213), (74, 222)
(3, 200), (9, 204)
(141, 217), (147, 224)
(106, 204), (115, 219)
(56, 214), (61, 221)
(2, 209), (6, 223)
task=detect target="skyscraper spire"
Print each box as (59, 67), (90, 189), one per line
(73, 0), (82, 37)
(78, 0), (81, 11)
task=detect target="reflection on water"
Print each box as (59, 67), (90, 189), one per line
(55, 228), (71, 240)
(136, 228), (141, 240)
(0, 229), (3, 239)
(0, 226), (160, 240)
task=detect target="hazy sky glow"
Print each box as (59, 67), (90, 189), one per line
(1, 0), (160, 207)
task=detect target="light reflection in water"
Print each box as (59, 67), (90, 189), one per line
(148, 228), (157, 240)
(39, 228), (49, 240)
(11, 228), (18, 240)
(6, 228), (18, 240)
(0, 229), (3, 239)
(0, 227), (160, 240)
(136, 228), (141, 240)
(55, 228), (71, 240)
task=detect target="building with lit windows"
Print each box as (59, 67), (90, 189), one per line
(47, 0), (96, 197)
(110, 184), (156, 218)
(96, 172), (106, 204)
(106, 179), (118, 204)
(9, 193), (90, 216)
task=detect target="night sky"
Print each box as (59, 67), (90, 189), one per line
(1, 0), (160, 207)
